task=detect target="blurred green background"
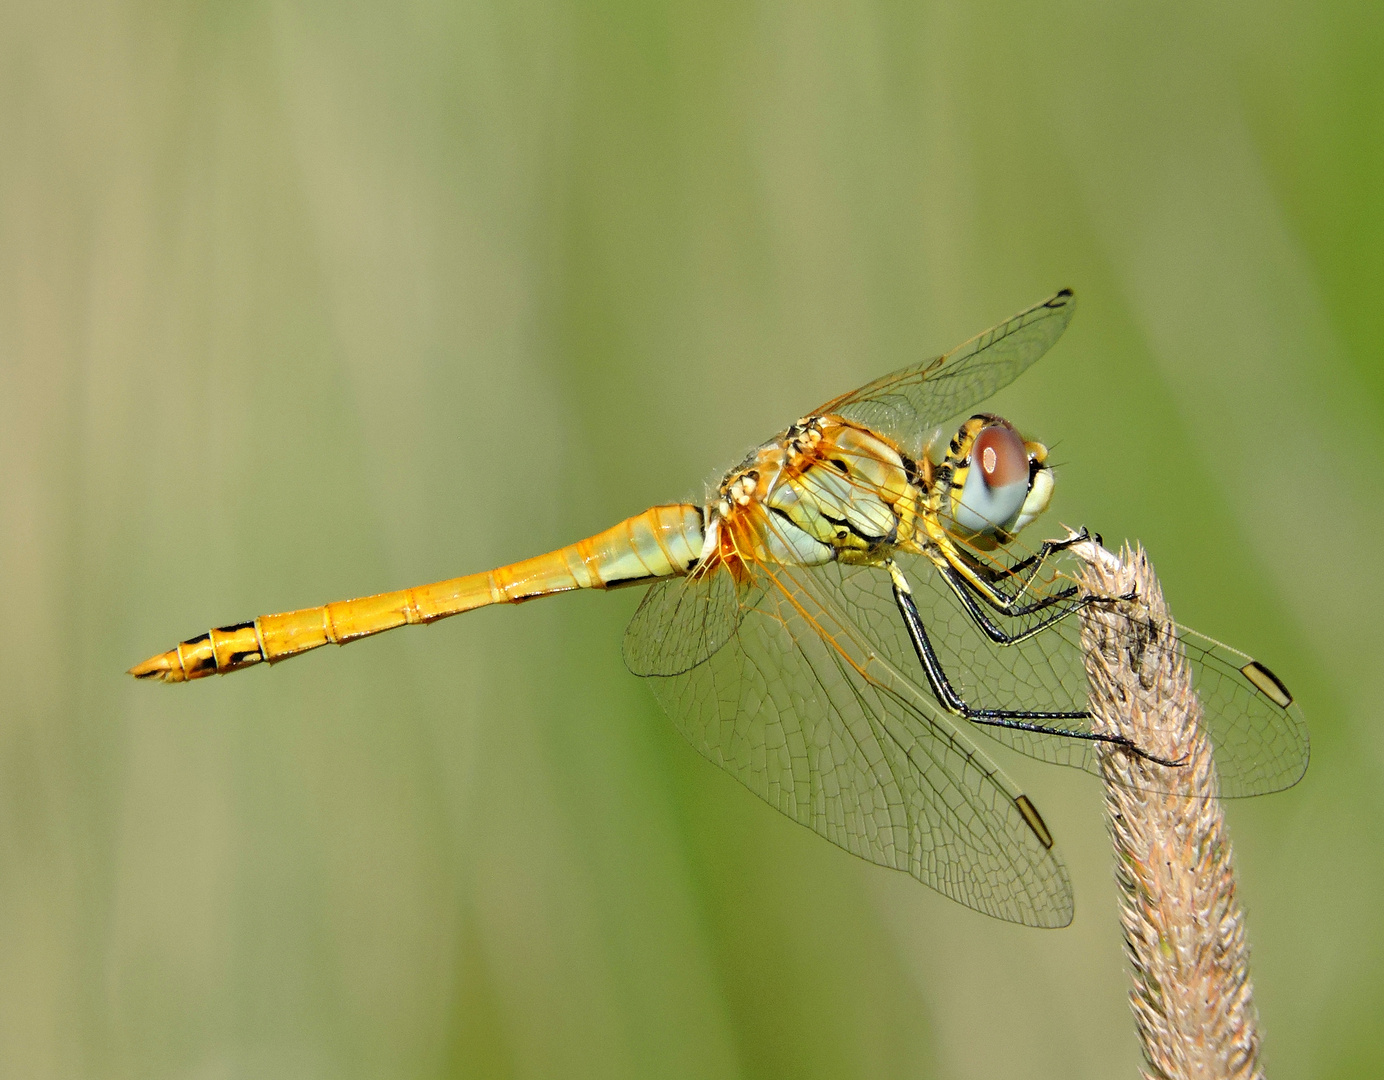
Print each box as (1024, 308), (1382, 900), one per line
(2, 0), (1380, 1076)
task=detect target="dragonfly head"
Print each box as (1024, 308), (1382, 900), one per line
(947, 415), (1053, 548)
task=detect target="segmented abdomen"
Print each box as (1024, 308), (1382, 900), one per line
(130, 504), (706, 682)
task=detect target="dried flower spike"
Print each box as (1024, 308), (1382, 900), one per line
(1075, 540), (1263, 1080)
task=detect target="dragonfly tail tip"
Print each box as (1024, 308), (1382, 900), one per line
(128, 650), (186, 683)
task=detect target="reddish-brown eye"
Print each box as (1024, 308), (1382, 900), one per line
(973, 424), (1028, 488)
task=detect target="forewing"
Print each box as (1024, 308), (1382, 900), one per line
(828, 545), (1308, 798)
(641, 558), (1074, 928)
(623, 570), (756, 677)
(815, 290), (1075, 449)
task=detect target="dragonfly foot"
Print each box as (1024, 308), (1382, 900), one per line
(1050, 525), (1091, 551)
(1102, 732), (1187, 769)
(1131, 745), (1188, 769)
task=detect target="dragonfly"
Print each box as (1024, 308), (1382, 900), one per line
(130, 290), (1308, 928)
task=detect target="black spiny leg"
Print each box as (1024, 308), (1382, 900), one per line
(942, 528), (1136, 644)
(951, 526), (1093, 611)
(939, 563), (1090, 646)
(885, 561), (1183, 768)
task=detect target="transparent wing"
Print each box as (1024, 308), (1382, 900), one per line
(824, 550), (1095, 768)
(634, 556), (1074, 928)
(825, 544), (1309, 799)
(623, 570), (757, 677)
(813, 290), (1075, 449)
(1162, 623), (1310, 798)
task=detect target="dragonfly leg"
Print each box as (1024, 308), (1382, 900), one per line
(978, 527), (1086, 584)
(946, 528), (1137, 630)
(886, 562), (1184, 768)
(957, 526), (1095, 609)
(939, 563), (1089, 645)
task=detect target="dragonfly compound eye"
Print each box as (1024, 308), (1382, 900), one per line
(955, 423), (1030, 534)
(975, 424), (1028, 487)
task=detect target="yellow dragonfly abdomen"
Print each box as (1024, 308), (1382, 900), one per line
(129, 503), (705, 682)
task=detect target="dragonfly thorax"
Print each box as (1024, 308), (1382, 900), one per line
(708, 416), (923, 572)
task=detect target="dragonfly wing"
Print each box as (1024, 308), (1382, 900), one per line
(641, 558), (1074, 927)
(815, 290), (1075, 449)
(825, 547), (1309, 798)
(1167, 626), (1309, 798)
(623, 571), (757, 677)
(820, 553), (1098, 773)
